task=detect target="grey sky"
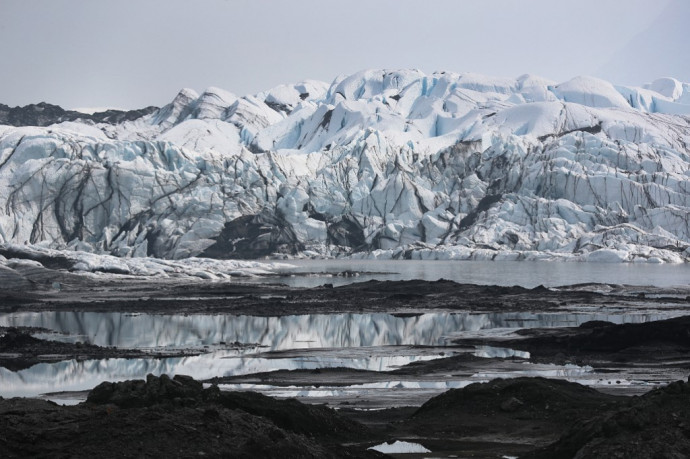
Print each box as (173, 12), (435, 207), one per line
(0, 0), (685, 109)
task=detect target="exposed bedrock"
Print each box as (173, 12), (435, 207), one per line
(0, 102), (158, 127)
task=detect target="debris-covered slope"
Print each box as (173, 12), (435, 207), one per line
(1, 70), (689, 261)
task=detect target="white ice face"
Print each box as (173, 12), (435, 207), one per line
(1, 70), (689, 262)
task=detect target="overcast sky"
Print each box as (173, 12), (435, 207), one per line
(0, 0), (687, 109)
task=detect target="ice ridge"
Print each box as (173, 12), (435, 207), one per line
(0, 70), (689, 263)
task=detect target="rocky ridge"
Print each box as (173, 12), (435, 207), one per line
(0, 102), (158, 127)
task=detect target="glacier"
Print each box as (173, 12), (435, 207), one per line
(1, 70), (689, 264)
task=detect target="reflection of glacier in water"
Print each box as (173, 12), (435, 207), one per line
(0, 350), (444, 398)
(0, 310), (675, 349)
(212, 363), (672, 409)
(0, 309), (681, 399)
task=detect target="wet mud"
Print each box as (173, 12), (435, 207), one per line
(0, 327), (201, 371)
(3, 373), (690, 458)
(1, 278), (690, 457)
(2, 277), (688, 316)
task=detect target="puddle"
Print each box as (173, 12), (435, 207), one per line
(0, 349), (448, 398)
(0, 309), (685, 401)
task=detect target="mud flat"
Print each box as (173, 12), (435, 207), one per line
(2, 373), (690, 458)
(1, 277), (690, 457)
(2, 275), (689, 316)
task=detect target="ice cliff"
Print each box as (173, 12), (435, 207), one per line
(1, 70), (689, 263)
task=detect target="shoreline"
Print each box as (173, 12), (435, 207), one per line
(2, 278), (689, 456)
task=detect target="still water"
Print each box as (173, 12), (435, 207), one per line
(271, 259), (690, 288)
(1, 260), (689, 403)
(0, 308), (684, 399)
(0, 310), (674, 349)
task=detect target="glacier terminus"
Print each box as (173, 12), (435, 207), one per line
(1, 70), (689, 265)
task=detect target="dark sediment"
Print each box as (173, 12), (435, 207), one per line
(3, 271), (690, 457)
(523, 378), (690, 459)
(5, 374), (690, 459)
(0, 374), (380, 458)
(512, 315), (690, 356)
(0, 327), (197, 371)
(456, 315), (690, 369)
(406, 377), (622, 442)
(3, 274), (688, 316)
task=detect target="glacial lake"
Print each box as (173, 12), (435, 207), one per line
(1, 259), (689, 404)
(270, 259), (690, 289)
(1, 308), (686, 401)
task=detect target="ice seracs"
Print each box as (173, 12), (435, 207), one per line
(550, 76), (631, 109)
(0, 70), (689, 263)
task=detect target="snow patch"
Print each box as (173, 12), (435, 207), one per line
(368, 441), (431, 454)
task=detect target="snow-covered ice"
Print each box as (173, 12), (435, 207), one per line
(0, 243), (293, 281)
(1, 70), (689, 262)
